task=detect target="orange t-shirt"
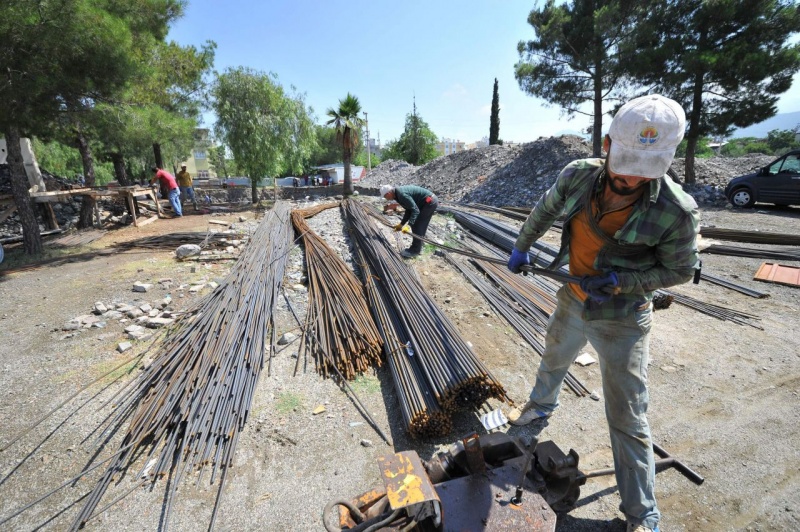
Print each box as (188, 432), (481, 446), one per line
(569, 199), (634, 300)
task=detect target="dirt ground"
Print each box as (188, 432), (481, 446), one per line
(0, 199), (799, 531)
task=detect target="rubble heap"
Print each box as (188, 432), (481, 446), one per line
(362, 136), (776, 207)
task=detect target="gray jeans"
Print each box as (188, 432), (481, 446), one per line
(529, 285), (659, 529)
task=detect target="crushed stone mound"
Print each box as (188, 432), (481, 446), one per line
(360, 159), (418, 188)
(363, 135), (777, 207)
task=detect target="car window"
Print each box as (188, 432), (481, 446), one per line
(780, 154), (800, 174)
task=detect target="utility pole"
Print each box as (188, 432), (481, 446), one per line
(364, 111), (371, 171)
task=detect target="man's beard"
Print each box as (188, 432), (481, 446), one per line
(607, 175), (648, 196)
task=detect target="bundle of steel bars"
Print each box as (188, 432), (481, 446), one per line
(700, 226), (800, 246)
(291, 205), (383, 380)
(701, 244), (800, 262)
(69, 202), (293, 531)
(443, 239), (590, 397)
(343, 199), (509, 438)
(446, 206), (763, 327)
(111, 231), (245, 250)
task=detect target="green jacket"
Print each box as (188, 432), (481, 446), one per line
(396, 185), (436, 226)
(514, 158), (700, 320)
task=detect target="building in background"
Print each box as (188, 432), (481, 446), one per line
(435, 138), (467, 157)
(366, 135), (382, 160)
(181, 128), (217, 179)
(467, 136), (490, 150)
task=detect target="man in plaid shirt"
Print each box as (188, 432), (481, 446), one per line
(506, 95), (700, 532)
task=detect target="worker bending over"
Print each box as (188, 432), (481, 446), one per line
(150, 167), (182, 217)
(380, 184), (438, 258)
(506, 94), (700, 532)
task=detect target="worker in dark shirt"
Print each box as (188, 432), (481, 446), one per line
(380, 184), (438, 258)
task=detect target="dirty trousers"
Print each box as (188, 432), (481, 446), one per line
(528, 285), (659, 529)
(168, 188), (183, 217)
(408, 199), (438, 254)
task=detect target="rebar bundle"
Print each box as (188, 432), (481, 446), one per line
(69, 202), (294, 531)
(701, 244), (800, 262)
(343, 199), (509, 438)
(700, 226), (800, 246)
(447, 206), (763, 327)
(111, 231), (245, 251)
(290, 206), (383, 380)
(443, 239), (590, 397)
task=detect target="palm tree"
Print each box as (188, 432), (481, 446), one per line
(326, 93), (364, 196)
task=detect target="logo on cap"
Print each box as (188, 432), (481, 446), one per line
(639, 127), (659, 145)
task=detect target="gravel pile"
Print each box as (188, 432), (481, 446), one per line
(362, 136), (777, 208)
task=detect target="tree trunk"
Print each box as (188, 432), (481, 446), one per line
(685, 136), (697, 185)
(4, 126), (42, 254)
(153, 142), (164, 169)
(76, 128), (97, 228)
(592, 57), (603, 157)
(343, 129), (354, 196)
(111, 152), (130, 186)
(251, 177), (258, 204)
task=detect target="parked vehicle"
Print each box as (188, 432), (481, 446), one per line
(221, 177), (251, 188)
(725, 150), (800, 208)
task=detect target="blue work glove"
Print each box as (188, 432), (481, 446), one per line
(579, 272), (620, 302)
(507, 248), (530, 274)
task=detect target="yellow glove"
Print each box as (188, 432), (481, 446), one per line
(393, 223), (404, 231)
(401, 225), (412, 234)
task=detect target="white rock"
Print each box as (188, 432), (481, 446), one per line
(146, 317), (175, 328)
(133, 282), (153, 293)
(575, 353), (597, 367)
(117, 342), (132, 353)
(278, 332), (297, 345)
(175, 244), (202, 259)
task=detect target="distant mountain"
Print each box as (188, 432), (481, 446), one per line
(731, 111), (800, 139)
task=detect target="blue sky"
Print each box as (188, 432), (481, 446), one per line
(167, 1), (800, 146)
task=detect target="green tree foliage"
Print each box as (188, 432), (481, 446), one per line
(766, 128), (800, 154)
(208, 145), (238, 178)
(627, 0), (800, 183)
(310, 125), (348, 167)
(353, 148), (379, 168)
(32, 138), (115, 184)
(0, 0), (186, 250)
(515, 0), (647, 156)
(326, 93), (364, 196)
(721, 129), (800, 157)
(721, 138), (772, 156)
(675, 137), (714, 159)
(383, 101), (439, 165)
(490, 78), (500, 145)
(213, 67), (317, 203)
(92, 40), (216, 185)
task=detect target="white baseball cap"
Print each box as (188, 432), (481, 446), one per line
(379, 184), (393, 197)
(607, 94), (685, 179)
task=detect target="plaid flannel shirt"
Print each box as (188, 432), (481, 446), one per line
(396, 185), (436, 226)
(515, 158), (700, 320)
